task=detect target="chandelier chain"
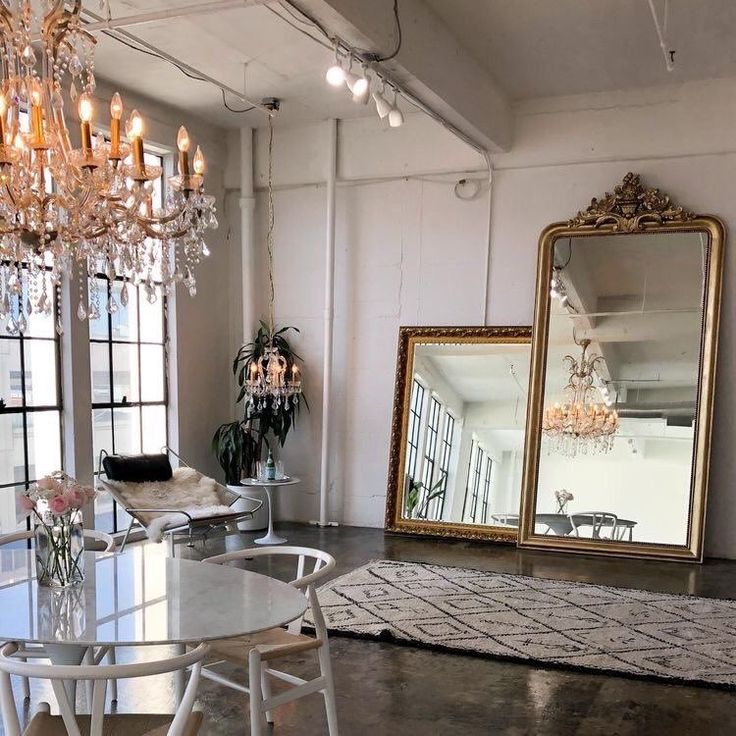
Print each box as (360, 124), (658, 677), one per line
(266, 114), (276, 337)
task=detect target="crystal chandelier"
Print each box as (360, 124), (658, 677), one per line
(543, 338), (619, 457)
(0, 1), (217, 336)
(244, 115), (302, 412)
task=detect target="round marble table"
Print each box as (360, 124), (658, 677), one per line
(0, 544), (306, 706)
(240, 477), (300, 545)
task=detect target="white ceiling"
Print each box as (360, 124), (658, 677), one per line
(424, 0), (736, 100)
(84, 0), (736, 131)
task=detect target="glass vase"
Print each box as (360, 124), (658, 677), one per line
(34, 502), (85, 588)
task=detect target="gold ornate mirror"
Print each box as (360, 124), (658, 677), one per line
(386, 326), (532, 542)
(520, 174), (724, 561)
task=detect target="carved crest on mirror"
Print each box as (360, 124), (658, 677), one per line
(569, 172), (695, 232)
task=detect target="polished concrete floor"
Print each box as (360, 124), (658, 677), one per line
(12, 523), (736, 735)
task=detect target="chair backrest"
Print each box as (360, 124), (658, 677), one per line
(0, 642), (207, 736)
(0, 529), (115, 552)
(568, 512), (618, 539)
(205, 546), (336, 636)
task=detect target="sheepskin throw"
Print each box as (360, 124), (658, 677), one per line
(104, 467), (234, 542)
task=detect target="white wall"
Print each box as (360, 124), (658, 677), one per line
(230, 75), (736, 558)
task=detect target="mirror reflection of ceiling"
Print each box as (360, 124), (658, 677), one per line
(549, 232), (705, 430)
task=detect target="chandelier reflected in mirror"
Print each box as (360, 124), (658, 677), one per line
(543, 338), (619, 457)
(0, 0), (217, 336)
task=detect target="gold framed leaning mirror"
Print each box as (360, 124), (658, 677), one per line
(520, 173), (724, 561)
(386, 326), (532, 541)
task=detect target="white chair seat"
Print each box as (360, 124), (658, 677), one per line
(208, 628), (323, 666)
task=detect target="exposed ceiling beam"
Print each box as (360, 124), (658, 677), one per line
(290, 0), (512, 152)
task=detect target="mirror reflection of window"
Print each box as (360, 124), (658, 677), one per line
(402, 341), (529, 527)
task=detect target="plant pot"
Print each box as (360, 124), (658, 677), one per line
(227, 485), (269, 531)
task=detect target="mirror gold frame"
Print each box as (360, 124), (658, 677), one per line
(385, 325), (532, 542)
(519, 174), (724, 562)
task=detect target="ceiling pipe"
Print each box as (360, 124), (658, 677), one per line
(82, 0), (271, 32)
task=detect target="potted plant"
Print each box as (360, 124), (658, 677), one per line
(213, 322), (306, 530)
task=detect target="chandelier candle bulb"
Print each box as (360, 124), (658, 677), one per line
(177, 125), (190, 176)
(29, 80), (44, 147)
(128, 109), (145, 173)
(109, 92), (123, 159)
(78, 95), (93, 155)
(193, 145), (205, 176)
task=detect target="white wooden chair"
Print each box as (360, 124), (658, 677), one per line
(203, 546), (339, 736)
(0, 529), (117, 704)
(0, 641), (208, 736)
(568, 512), (619, 540)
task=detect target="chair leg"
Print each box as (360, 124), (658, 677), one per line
(260, 669), (273, 724)
(168, 532), (175, 558)
(248, 649), (266, 736)
(317, 645), (339, 736)
(83, 648), (94, 710)
(108, 648), (118, 703)
(19, 660), (30, 701)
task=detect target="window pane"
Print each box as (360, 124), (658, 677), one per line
(0, 340), (22, 408)
(24, 340), (58, 407)
(112, 343), (140, 404)
(92, 408), (113, 461)
(95, 491), (115, 533)
(90, 343), (111, 404)
(140, 345), (164, 402)
(23, 271), (54, 338)
(139, 291), (164, 343)
(27, 411), (62, 481)
(111, 281), (138, 342)
(142, 405), (166, 454)
(113, 407), (141, 454)
(88, 278), (109, 340)
(0, 414), (25, 486)
(0, 487), (28, 534)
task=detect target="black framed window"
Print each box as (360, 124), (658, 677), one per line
(435, 412), (455, 519)
(406, 379), (425, 483)
(0, 267), (62, 533)
(91, 152), (168, 533)
(480, 455), (493, 524)
(462, 441), (485, 524)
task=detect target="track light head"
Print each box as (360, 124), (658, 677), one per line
(326, 63), (346, 87)
(388, 104), (404, 128)
(372, 91), (391, 119)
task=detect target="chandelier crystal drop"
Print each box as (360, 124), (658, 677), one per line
(542, 339), (619, 458)
(244, 114), (302, 412)
(0, 1), (217, 337)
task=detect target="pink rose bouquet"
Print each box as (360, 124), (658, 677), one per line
(19, 473), (95, 588)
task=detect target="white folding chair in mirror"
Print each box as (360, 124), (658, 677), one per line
(0, 641), (208, 736)
(0, 529), (117, 704)
(568, 512), (619, 540)
(203, 546), (339, 736)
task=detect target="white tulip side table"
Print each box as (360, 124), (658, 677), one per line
(240, 477), (300, 545)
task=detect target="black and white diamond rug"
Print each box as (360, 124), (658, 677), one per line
(315, 560), (736, 689)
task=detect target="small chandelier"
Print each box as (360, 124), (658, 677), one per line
(543, 338), (619, 457)
(0, 1), (217, 336)
(244, 114), (302, 412)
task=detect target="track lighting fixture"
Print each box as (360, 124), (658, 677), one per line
(372, 87), (392, 118)
(325, 45), (346, 86)
(349, 68), (370, 103)
(388, 90), (404, 127)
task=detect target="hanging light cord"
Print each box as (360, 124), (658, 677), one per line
(266, 115), (276, 337)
